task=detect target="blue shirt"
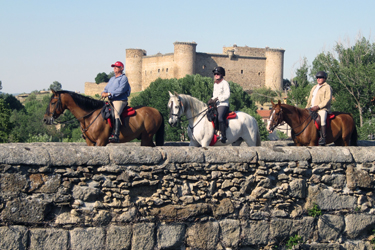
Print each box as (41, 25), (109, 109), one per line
(103, 74), (131, 101)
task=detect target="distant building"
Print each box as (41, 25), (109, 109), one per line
(85, 41), (285, 95)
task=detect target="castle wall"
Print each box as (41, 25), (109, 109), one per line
(122, 42), (284, 94)
(1, 143), (375, 249)
(141, 53), (175, 90)
(84, 82), (107, 96)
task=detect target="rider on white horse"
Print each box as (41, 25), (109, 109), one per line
(208, 66), (230, 143)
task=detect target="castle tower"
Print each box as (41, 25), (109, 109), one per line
(265, 48), (285, 91)
(173, 42), (197, 78)
(125, 49), (146, 92)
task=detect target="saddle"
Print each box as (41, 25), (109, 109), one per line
(207, 105), (237, 146)
(101, 102), (136, 128)
(310, 110), (335, 130)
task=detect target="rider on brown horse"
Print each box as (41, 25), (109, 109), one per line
(305, 71), (332, 146)
(101, 61), (131, 143)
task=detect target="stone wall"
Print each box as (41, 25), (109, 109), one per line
(1, 143), (375, 250)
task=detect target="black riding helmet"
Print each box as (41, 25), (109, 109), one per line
(316, 71), (327, 79)
(213, 66), (225, 76)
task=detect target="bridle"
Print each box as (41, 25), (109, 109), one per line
(270, 106), (314, 137)
(168, 99), (208, 129)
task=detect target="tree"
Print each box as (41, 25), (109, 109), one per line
(95, 72), (109, 84)
(130, 74), (257, 141)
(251, 87), (279, 106)
(0, 98), (11, 142)
(0, 93), (24, 111)
(287, 57), (313, 108)
(49, 81), (62, 91)
(311, 37), (375, 127)
(0, 80), (2, 91)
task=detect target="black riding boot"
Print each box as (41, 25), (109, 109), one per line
(219, 122), (227, 143)
(109, 118), (121, 143)
(318, 125), (326, 146)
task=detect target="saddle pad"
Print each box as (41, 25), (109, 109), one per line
(210, 134), (218, 146)
(107, 107), (136, 128)
(315, 113), (335, 130)
(227, 112), (237, 119)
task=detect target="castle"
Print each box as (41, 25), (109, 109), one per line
(85, 42), (285, 95)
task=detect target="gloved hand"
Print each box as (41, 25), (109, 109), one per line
(207, 97), (218, 105)
(310, 106), (319, 112)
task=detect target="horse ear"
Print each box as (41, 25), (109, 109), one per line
(169, 91), (174, 97)
(271, 100), (275, 106)
(278, 100), (281, 105)
(51, 89), (57, 95)
(174, 91), (179, 96)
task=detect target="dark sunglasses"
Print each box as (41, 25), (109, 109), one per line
(316, 77), (325, 79)
(214, 73), (221, 75)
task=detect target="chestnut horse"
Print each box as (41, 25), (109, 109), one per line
(43, 90), (164, 146)
(267, 100), (357, 146)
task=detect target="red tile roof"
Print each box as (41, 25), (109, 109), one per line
(257, 110), (272, 119)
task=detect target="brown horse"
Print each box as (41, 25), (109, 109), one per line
(267, 100), (357, 146)
(43, 90), (164, 146)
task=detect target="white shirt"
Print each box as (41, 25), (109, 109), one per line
(212, 79), (230, 107)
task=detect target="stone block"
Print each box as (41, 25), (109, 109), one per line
(308, 147), (353, 163)
(186, 221), (219, 249)
(159, 147), (204, 163)
(108, 146), (163, 164)
(2, 197), (50, 223)
(256, 146), (311, 162)
(157, 223), (185, 249)
(106, 225), (132, 250)
(346, 165), (372, 190)
(0, 226), (28, 250)
(132, 223), (155, 250)
(219, 219), (240, 248)
(289, 179), (306, 198)
(349, 146), (375, 163)
(204, 147), (257, 163)
(0, 145), (49, 165)
(29, 228), (68, 250)
(70, 227), (105, 250)
(345, 214), (375, 239)
(318, 214), (344, 241)
(72, 185), (101, 201)
(240, 220), (269, 246)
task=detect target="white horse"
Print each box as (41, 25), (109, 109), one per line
(168, 91), (261, 147)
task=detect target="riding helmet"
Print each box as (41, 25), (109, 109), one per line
(316, 71), (327, 79)
(213, 66), (225, 76)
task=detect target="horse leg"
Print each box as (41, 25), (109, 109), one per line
(140, 132), (155, 147)
(232, 138), (243, 146)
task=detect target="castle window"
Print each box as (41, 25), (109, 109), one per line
(158, 69), (160, 73)
(202, 65), (206, 69)
(241, 70), (243, 74)
(166, 68), (168, 73)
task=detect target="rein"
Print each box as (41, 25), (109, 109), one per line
(291, 111), (314, 137)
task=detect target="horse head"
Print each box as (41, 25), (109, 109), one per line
(267, 100), (284, 133)
(43, 90), (65, 125)
(167, 91), (184, 127)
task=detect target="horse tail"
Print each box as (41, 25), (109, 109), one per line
(155, 112), (165, 146)
(350, 125), (358, 146)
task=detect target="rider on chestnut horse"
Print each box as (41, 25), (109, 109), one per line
(306, 71), (332, 146)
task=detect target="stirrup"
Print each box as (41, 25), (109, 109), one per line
(318, 137), (326, 146)
(109, 134), (120, 143)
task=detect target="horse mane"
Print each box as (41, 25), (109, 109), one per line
(178, 94), (207, 115)
(57, 90), (105, 112)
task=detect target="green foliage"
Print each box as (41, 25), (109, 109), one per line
(0, 93), (24, 111)
(276, 130), (289, 140)
(49, 81), (62, 91)
(0, 98), (12, 143)
(251, 86), (279, 106)
(95, 72), (109, 84)
(286, 235), (303, 249)
(287, 57), (313, 108)
(130, 75), (256, 141)
(311, 37), (375, 127)
(27, 134), (54, 143)
(358, 118), (375, 140)
(308, 203), (322, 217)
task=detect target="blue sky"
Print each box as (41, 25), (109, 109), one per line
(0, 0), (374, 94)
